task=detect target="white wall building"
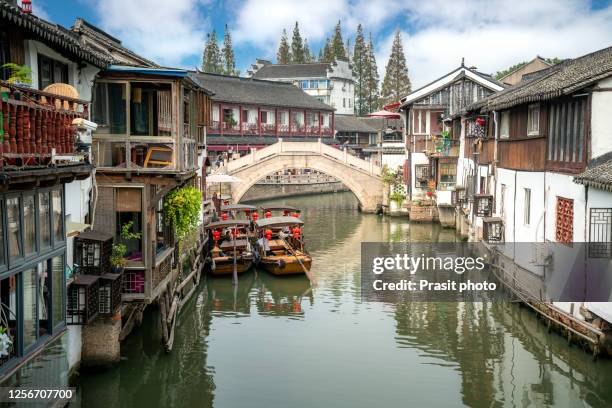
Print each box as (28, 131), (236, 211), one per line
(248, 59), (356, 115)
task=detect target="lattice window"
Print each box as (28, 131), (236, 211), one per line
(451, 187), (467, 205)
(589, 208), (612, 258)
(483, 218), (504, 243)
(415, 164), (430, 185)
(474, 194), (493, 217)
(556, 197), (574, 244)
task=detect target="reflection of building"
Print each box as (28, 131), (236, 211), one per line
(0, 3), (110, 382)
(248, 59), (355, 115)
(194, 72), (335, 160)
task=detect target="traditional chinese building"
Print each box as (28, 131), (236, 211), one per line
(193, 72), (335, 162)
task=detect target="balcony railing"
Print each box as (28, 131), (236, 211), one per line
(209, 120), (333, 137)
(0, 82), (89, 168)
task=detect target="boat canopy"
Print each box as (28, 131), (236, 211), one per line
(255, 216), (304, 228)
(259, 205), (300, 212)
(221, 204), (257, 211)
(206, 220), (251, 229)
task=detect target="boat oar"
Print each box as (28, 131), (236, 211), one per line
(281, 237), (316, 286)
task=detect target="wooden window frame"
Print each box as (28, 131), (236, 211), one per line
(555, 196), (574, 244)
(527, 103), (540, 136)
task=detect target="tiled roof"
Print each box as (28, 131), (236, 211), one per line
(481, 46), (612, 112)
(251, 63), (331, 79)
(190, 72), (334, 111)
(335, 115), (378, 133)
(0, 1), (111, 67)
(574, 152), (612, 191)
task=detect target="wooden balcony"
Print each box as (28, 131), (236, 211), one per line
(0, 82), (89, 168)
(209, 120), (334, 138)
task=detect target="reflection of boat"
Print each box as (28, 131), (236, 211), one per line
(206, 220), (254, 276)
(206, 273), (255, 314)
(254, 216), (312, 276)
(254, 273), (312, 316)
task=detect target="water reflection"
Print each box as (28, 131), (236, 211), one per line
(77, 191), (612, 408)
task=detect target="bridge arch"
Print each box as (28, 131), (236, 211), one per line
(222, 141), (383, 212)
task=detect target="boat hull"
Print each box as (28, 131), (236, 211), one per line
(211, 259), (253, 276)
(260, 254), (312, 276)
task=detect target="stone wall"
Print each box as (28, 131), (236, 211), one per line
(409, 202), (439, 222)
(241, 182), (349, 202)
(81, 313), (121, 368)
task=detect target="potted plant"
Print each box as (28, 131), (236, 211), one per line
(1, 63), (32, 100)
(110, 221), (142, 273)
(389, 190), (406, 211)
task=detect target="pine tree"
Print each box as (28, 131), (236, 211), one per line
(380, 30), (411, 106)
(277, 29), (291, 64)
(304, 39), (314, 63)
(291, 22), (305, 64)
(331, 20), (347, 60)
(352, 24), (367, 116)
(320, 38), (334, 63)
(221, 24), (238, 76)
(365, 33), (380, 112)
(202, 30), (223, 74)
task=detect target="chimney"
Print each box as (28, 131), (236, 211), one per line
(21, 0), (33, 14)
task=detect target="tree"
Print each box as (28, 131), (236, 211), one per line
(221, 24), (238, 76)
(304, 39), (314, 63)
(380, 29), (411, 106)
(291, 22), (305, 64)
(352, 24), (367, 115)
(331, 20), (347, 60)
(277, 29), (291, 64)
(320, 38), (334, 63)
(202, 30), (223, 74)
(365, 33), (380, 112)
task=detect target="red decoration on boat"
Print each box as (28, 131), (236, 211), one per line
(221, 212), (228, 221)
(475, 117), (486, 127)
(283, 210), (290, 216)
(265, 229), (273, 240)
(265, 211), (272, 218)
(291, 212), (299, 218)
(21, 0), (32, 14)
(252, 212), (259, 221)
(212, 230), (221, 245)
(292, 226), (301, 239)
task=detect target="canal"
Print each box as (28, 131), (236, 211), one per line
(77, 191), (612, 408)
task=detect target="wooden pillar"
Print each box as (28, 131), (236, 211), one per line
(288, 108), (292, 136)
(35, 108), (41, 156)
(239, 105), (243, 136)
(9, 104), (17, 153)
(304, 109), (307, 135)
(331, 111), (335, 138)
(318, 111), (322, 136)
(1, 99), (8, 154)
(274, 108), (278, 136)
(257, 106), (261, 136)
(29, 107), (35, 155)
(219, 103), (224, 136)
(22, 107), (30, 154)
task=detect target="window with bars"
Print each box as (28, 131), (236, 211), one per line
(588, 208), (612, 258)
(547, 97), (586, 168)
(556, 197), (574, 244)
(415, 164), (430, 185)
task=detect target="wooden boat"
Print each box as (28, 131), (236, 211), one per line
(206, 220), (254, 276)
(254, 216), (312, 276)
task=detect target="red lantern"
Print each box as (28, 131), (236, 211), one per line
(475, 117), (486, 127)
(292, 226), (301, 239)
(265, 211), (272, 218)
(212, 230), (221, 245)
(252, 212), (259, 221)
(265, 229), (273, 240)
(221, 212), (228, 221)
(21, 0), (32, 14)
(291, 212), (299, 218)
(283, 210), (290, 216)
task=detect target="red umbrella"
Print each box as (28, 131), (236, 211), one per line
(367, 110), (401, 119)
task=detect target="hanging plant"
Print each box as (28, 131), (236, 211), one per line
(0, 326), (13, 358)
(1, 63), (32, 86)
(164, 186), (202, 240)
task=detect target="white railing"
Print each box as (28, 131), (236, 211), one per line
(223, 139), (382, 176)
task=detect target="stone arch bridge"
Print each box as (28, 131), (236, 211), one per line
(219, 140), (383, 212)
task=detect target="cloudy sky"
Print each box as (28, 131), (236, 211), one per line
(38, 0), (612, 88)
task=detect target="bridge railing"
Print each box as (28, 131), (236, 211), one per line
(224, 139), (382, 176)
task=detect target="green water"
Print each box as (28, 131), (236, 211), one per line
(78, 192), (612, 408)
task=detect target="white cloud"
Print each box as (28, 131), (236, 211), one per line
(85, 0), (211, 68)
(375, 0), (612, 88)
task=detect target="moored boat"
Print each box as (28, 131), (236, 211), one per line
(206, 220), (254, 276)
(254, 216), (312, 276)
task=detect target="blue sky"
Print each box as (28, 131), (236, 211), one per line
(33, 0), (612, 88)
